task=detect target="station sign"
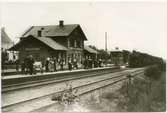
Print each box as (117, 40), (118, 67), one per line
(25, 48), (40, 51)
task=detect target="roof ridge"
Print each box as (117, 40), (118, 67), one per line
(22, 24), (81, 37)
(1, 28), (13, 43)
(22, 26), (34, 37)
(32, 24), (79, 27)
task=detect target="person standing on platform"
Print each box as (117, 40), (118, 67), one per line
(68, 58), (72, 71)
(21, 61), (25, 74)
(28, 55), (35, 75)
(45, 57), (50, 72)
(94, 59), (97, 68)
(88, 57), (90, 69)
(60, 59), (64, 71)
(49, 58), (54, 72)
(88, 57), (92, 69)
(90, 58), (93, 68)
(40, 60), (45, 74)
(73, 58), (78, 69)
(53, 57), (57, 72)
(98, 59), (102, 67)
(15, 59), (19, 72)
(84, 58), (88, 69)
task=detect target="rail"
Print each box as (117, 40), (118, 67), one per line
(2, 68), (145, 112)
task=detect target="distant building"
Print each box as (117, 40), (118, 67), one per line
(9, 21), (87, 67)
(1, 27), (17, 62)
(110, 47), (124, 66)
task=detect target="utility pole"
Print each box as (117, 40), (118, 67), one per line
(105, 32), (107, 51)
(105, 32), (108, 66)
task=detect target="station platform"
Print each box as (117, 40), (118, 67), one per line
(2, 68), (83, 80)
(2, 66), (118, 86)
(2, 66), (71, 76)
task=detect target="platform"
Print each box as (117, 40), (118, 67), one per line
(2, 66), (118, 86)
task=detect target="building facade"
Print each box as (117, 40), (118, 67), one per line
(10, 21), (87, 67)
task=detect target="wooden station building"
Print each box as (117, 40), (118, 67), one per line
(10, 21), (88, 66)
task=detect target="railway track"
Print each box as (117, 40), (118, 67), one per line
(2, 67), (123, 92)
(33, 70), (145, 112)
(2, 68), (145, 112)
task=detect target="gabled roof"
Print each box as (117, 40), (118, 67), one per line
(1, 28), (13, 44)
(22, 24), (87, 40)
(9, 35), (67, 51)
(84, 45), (98, 54)
(36, 37), (68, 51)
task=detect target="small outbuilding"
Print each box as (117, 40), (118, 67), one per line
(84, 45), (98, 60)
(110, 48), (124, 66)
(1, 27), (18, 62)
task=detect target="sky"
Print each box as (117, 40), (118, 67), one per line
(1, 1), (166, 59)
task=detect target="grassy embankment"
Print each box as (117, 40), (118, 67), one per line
(83, 65), (166, 112)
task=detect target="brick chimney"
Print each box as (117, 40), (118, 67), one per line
(37, 28), (44, 37)
(59, 20), (64, 27)
(37, 30), (42, 37)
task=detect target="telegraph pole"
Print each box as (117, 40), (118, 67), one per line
(105, 32), (107, 51)
(105, 32), (108, 65)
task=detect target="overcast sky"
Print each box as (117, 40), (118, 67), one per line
(1, 2), (166, 59)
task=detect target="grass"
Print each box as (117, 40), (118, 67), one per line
(50, 68), (166, 112)
(85, 71), (166, 112)
(116, 71), (166, 112)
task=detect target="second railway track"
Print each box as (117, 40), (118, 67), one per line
(2, 67), (145, 112)
(2, 67), (124, 92)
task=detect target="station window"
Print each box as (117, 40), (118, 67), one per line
(77, 40), (81, 48)
(80, 41), (82, 48)
(67, 39), (70, 47)
(74, 40), (77, 48)
(70, 39), (75, 47)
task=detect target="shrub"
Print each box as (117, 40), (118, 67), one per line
(158, 62), (166, 71)
(144, 65), (161, 80)
(51, 83), (79, 105)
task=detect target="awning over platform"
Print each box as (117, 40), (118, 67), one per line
(84, 46), (98, 54)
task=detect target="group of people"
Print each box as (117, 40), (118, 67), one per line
(21, 56), (65, 74)
(83, 57), (102, 69)
(45, 57), (64, 72)
(21, 55), (35, 75)
(19, 55), (103, 75)
(68, 58), (78, 71)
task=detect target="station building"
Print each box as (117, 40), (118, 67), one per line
(9, 21), (88, 66)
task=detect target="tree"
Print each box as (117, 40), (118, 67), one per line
(98, 49), (110, 61)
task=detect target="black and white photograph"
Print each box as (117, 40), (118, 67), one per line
(1, 1), (166, 112)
